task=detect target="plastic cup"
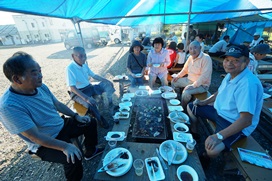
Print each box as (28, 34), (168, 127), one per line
(108, 140), (117, 149)
(186, 139), (196, 153)
(133, 159), (144, 176)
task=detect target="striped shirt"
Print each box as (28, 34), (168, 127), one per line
(0, 84), (64, 152)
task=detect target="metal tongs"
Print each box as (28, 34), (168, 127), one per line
(97, 151), (125, 172)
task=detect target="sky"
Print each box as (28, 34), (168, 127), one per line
(0, 11), (16, 25)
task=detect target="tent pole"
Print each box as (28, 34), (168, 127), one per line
(77, 22), (84, 48)
(185, 0), (193, 48)
(72, 18), (84, 48)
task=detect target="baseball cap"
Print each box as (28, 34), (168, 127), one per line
(253, 32), (260, 36)
(220, 45), (249, 58)
(251, 44), (271, 54)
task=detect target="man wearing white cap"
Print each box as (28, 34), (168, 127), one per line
(249, 32), (264, 48)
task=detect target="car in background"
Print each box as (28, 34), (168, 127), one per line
(99, 31), (110, 46)
(64, 27), (100, 49)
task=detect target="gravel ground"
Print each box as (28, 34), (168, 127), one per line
(0, 43), (271, 181)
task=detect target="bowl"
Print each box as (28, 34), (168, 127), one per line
(153, 63), (160, 67)
(177, 165), (198, 181)
(170, 99), (180, 105)
(119, 106), (130, 112)
(161, 92), (177, 99)
(135, 73), (142, 78)
(121, 97), (131, 102)
(174, 123), (189, 132)
(135, 90), (149, 96)
(168, 111), (189, 123)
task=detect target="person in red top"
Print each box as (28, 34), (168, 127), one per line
(166, 41), (177, 69)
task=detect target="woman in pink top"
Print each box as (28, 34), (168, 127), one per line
(147, 37), (171, 88)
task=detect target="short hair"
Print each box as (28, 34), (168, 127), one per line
(3, 51), (34, 82)
(168, 41), (177, 50)
(189, 40), (201, 48)
(73, 46), (85, 53)
(152, 37), (164, 47)
(196, 34), (204, 39)
(177, 43), (184, 50)
(223, 35), (230, 40)
(189, 25), (193, 29)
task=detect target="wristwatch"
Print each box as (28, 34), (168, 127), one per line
(216, 133), (224, 140)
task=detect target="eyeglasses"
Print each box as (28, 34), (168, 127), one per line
(74, 54), (86, 58)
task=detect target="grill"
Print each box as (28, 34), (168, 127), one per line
(131, 96), (170, 142)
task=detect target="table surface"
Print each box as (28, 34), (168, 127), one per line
(94, 89), (206, 181)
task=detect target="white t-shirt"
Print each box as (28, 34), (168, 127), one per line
(177, 51), (186, 64)
(66, 61), (95, 89)
(250, 37), (264, 48)
(247, 53), (258, 75)
(209, 40), (228, 53)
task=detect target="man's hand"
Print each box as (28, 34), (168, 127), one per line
(205, 134), (222, 151)
(63, 143), (82, 164)
(103, 79), (114, 87)
(172, 76), (180, 82)
(86, 97), (97, 106)
(75, 115), (91, 124)
(184, 84), (194, 91)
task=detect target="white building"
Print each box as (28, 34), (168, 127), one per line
(13, 14), (74, 44)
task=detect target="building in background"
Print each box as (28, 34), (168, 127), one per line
(13, 14), (73, 44)
(0, 24), (21, 45)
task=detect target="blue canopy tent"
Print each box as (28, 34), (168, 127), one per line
(1, 0), (272, 25)
(0, 0), (272, 46)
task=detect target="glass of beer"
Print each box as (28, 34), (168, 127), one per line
(186, 139), (196, 153)
(133, 159), (144, 176)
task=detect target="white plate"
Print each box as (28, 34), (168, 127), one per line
(102, 148), (133, 177)
(145, 157), (165, 181)
(263, 93), (271, 99)
(119, 106), (130, 112)
(123, 93), (135, 98)
(170, 99), (180, 105)
(159, 140), (187, 164)
(153, 63), (160, 67)
(138, 85), (149, 90)
(119, 102), (132, 107)
(171, 73), (178, 78)
(168, 111), (189, 123)
(135, 90), (149, 96)
(113, 112), (130, 119)
(173, 132), (193, 143)
(135, 73), (142, 78)
(159, 86), (173, 92)
(161, 92), (177, 99)
(121, 97), (131, 102)
(105, 132), (126, 141)
(151, 89), (162, 95)
(174, 123), (189, 133)
(113, 75), (128, 80)
(177, 165), (199, 181)
(168, 106), (184, 112)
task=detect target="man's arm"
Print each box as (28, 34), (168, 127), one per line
(205, 112), (252, 151)
(172, 58), (189, 82)
(92, 74), (107, 82)
(52, 94), (92, 124)
(70, 86), (96, 106)
(21, 127), (82, 164)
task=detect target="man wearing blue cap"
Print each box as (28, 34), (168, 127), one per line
(187, 44), (263, 162)
(248, 43), (272, 74)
